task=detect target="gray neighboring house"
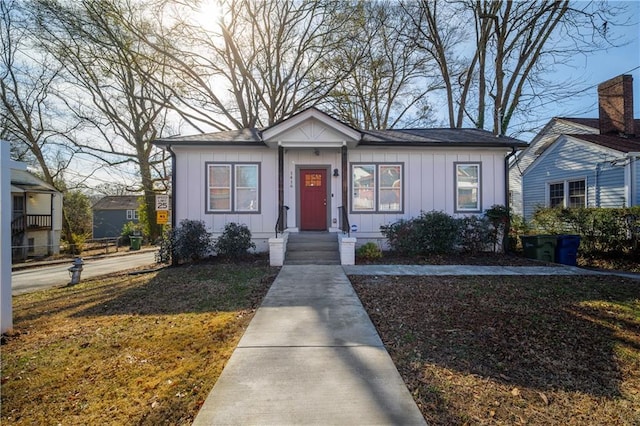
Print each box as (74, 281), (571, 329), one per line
(92, 195), (141, 238)
(512, 74), (640, 219)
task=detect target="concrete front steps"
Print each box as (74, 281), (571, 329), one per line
(284, 232), (340, 265)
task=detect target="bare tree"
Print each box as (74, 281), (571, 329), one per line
(406, 0), (630, 135)
(30, 0), (172, 240)
(129, 0), (363, 130)
(0, 0), (91, 248)
(323, 1), (441, 129)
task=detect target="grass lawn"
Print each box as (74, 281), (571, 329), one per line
(351, 274), (640, 425)
(1, 260), (278, 425)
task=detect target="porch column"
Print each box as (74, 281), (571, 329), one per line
(341, 144), (348, 214)
(278, 145), (284, 231)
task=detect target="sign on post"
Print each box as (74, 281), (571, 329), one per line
(156, 210), (169, 225)
(155, 194), (169, 211)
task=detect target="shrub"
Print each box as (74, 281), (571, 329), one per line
(157, 219), (214, 264)
(380, 218), (416, 256)
(413, 210), (460, 254)
(356, 242), (382, 260)
(458, 216), (491, 253)
(121, 221), (144, 245)
(381, 210), (460, 255)
(529, 206), (640, 255)
(214, 222), (256, 257)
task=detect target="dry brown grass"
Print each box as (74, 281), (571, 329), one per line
(351, 274), (640, 425)
(1, 259), (278, 425)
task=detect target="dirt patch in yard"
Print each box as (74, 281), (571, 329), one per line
(351, 274), (640, 425)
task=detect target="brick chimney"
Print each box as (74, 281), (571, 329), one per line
(598, 74), (635, 136)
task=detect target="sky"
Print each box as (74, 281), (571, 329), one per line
(67, 0), (640, 191)
(539, 1), (639, 123)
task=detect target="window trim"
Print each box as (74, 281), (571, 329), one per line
(205, 162), (261, 214)
(454, 162), (482, 213)
(126, 209), (139, 220)
(546, 178), (587, 208)
(350, 162), (404, 214)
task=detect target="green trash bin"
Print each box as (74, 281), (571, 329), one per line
(520, 235), (557, 262)
(130, 236), (142, 251)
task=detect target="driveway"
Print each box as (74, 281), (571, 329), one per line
(11, 251), (158, 295)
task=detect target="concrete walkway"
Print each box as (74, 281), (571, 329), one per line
(193, 265), (426, 425)
(344, 264), (640, 280)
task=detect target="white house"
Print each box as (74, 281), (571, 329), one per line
(11, 161), (63, 261)
(154, 108), (526, 263)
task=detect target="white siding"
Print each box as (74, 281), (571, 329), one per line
(173, 145), (277, 251)
(347, 147), (508, 238)
(173, 144), (511, 250)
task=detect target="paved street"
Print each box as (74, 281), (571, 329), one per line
(11, 251), (158, 295)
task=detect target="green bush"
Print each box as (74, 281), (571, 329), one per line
(214, 222), (256, 257)
(121, 221), (144, 245)
(530, 207), (640, 255)
(381, 210), (460, 255)
(380, 218), (416, 256)
(157, 219), (214, 264)
(356, 242), (382, 260)
(458, 216), (491, 253)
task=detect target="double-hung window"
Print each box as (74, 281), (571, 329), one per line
(126, 209), (139, 220)
(351, 163), (403, 213)
(206, 163), (260, 213)
(455, 162), (481, 212)
(548, 179), (586, 208)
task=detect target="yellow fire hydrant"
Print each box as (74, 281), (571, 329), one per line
(68, 257), (84, 285)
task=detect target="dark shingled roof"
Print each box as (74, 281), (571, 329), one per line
(154, 127), (526, 148)
(567, 133), (640, 153)
(361, 128), (526, 147)
(154, 129), (264, 146)
(92, 195), (141, 211)
(558, 117), (640, 133)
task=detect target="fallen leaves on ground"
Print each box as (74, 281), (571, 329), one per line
(351, 274), (640, 425)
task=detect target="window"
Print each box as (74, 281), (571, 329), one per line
(549, 183), (564, 208)
(568, 180), (586, 207)
(126, 210), (139, 220)
(548, 179), (586, 208)
(351, 163), (403, 213)
(206, 163), (259, 213)
(455, 163), (481, 212)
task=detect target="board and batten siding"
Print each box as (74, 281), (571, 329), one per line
(173, 145), (277, 251)
(522, 136), (627, 219)
(347, 148), (508, 240)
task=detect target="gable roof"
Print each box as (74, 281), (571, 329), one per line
(153, 107), (527, 149)
(93, 195), (141, 211)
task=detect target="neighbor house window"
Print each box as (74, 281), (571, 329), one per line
(351, 163), (403, 213)
(206, 162), (259, 213)
(548, 179), (586, 208)
(126, 210), (139, 220)
(455, 163), (481, 212)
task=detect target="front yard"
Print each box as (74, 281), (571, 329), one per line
(1, 260), (278, 425)
(351, 274), (640, 425)
(2, 256), (639, 425)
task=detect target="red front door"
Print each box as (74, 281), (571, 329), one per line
(300, 169), (327, 230)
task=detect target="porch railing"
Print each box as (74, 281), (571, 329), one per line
(338, 206), (350, 237)
(275, 205), (289, 238)
(11, 214), (53, 235)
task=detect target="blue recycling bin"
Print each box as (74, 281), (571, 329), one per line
(555, 235), (581, 266)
